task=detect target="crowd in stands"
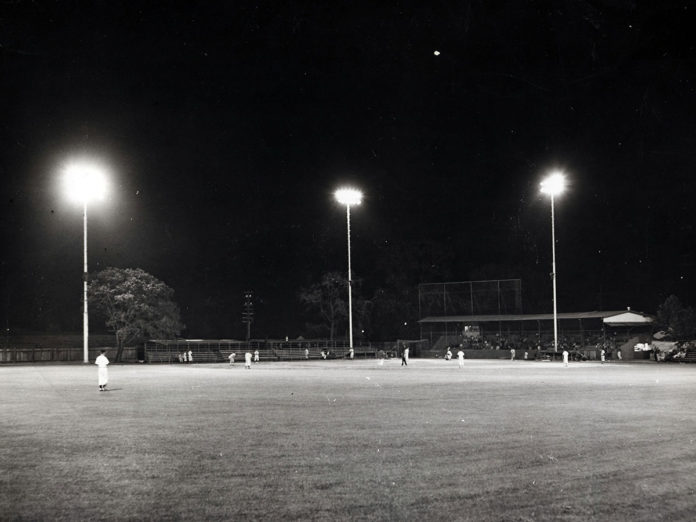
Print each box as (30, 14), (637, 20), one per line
(448, 332), (620, 353)
(659, 341), (695, 362)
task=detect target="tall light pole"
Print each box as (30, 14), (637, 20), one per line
(64, 162), (108, 363)
(334, 187), (363, 349)
(540, 172), (566, 352)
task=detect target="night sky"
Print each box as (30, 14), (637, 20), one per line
(2, 1), (695, 339)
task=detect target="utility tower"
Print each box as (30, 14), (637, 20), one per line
(242, 290), (254, 341)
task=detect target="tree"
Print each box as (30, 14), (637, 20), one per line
(298, 272), (347, 341)
(656, 295), (696, 339)
(90, 267), (185, 361)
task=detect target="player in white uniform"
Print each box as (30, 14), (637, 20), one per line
(245, 352), (252, 369)
(457, 349), (465, 368)
(95, 350), (109, 391)
(562, 349), (569, 367)
(228, 352), (236, 365)
(254, 350), (260, 363)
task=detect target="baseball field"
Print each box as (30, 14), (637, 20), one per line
(1, 358), (695, 521)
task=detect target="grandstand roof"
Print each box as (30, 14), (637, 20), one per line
(602, 310), (655, 325)
(418, 310), (653, 324)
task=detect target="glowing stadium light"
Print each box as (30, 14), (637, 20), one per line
(335, 186), (363, 349)
(62, 160), (110, 363)
(64, 162), (108, 203)
(540, 172), (566, 197)
(334, 187), (363, 206)
(540, 171), (568, 353)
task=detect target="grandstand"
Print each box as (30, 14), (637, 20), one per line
(418, 278), (656, 360)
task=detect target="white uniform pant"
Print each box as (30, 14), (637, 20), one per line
(98, 368), (108, 386)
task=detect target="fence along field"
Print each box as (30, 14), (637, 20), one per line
(0, 333), (140, 362)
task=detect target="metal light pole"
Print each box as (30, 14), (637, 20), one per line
(550, 192), (558, 353)
(540, 172), (566, 353)
(83, 200), (89, 363)
(64, 162), (108, 363)
(334, 187), (363, 349)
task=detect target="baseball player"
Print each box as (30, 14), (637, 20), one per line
(457, 349), (465, 368)
(95, 350), (109, 391)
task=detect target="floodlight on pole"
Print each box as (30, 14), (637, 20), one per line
(63, 162), (108, 363)
(334, 187), (363, 349)
(540, 171), (566, 352)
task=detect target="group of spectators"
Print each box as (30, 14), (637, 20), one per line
(450, 333), (617, 354)
(658, 341), (694, 362)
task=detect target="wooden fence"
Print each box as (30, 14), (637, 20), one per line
(0, 334), (138, 363)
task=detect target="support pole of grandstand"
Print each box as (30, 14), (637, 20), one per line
(335, 187), (363, 350)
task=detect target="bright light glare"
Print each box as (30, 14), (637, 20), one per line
(540, 172), (566, 196)
(64, 163), (108, 203)
(334, 187), (363, 206)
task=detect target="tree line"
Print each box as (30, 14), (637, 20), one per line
(89, 265), (696, 362)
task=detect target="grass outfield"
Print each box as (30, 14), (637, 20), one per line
(1, 359), (696, 521)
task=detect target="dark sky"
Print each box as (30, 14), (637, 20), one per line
(2, 1), (696, 339)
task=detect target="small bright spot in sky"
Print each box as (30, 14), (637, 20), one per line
(433, 50), (440, 56)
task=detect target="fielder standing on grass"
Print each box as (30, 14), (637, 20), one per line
(95, 350), (109, 391)
(245, 351), (252, 369)
(563, 349), (569, 367)
(457, 348), (465, 368)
